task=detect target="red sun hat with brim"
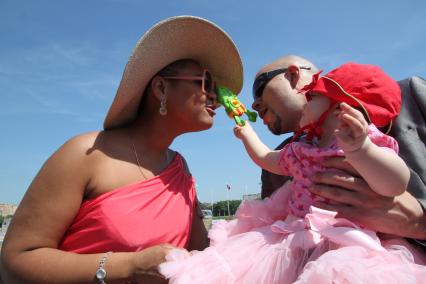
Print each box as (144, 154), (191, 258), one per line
(301, 62), (401, 128)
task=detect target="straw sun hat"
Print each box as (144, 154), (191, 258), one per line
(104, 15), (244, 130)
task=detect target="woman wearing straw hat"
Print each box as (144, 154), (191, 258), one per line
(1, 16), (243, 283)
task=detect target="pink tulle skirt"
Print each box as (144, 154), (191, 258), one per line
(159, 184), (426, 283)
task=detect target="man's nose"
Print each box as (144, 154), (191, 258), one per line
(252, 99), (261, 111)
(252, 100), (266, 119)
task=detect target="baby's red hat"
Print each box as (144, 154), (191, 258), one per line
(302, 62), (401, 127)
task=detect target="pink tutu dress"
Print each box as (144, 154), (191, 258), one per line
(160, 125), (426, 283)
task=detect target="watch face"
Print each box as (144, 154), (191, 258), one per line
(96, 268), (107, 280)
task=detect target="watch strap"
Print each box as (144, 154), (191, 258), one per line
(95, 251), (112, 284)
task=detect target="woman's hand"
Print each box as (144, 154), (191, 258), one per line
(309, 156), (426, 240)
(131, 243), (183, 283)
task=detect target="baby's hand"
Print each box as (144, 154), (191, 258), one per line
(233, 121), (255, 140)
(334, 102), (369, 153)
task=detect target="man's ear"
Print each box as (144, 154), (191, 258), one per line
(151, 76), (167, 100)
(287, 65), (300, 89)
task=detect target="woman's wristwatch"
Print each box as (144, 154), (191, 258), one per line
(95, 252), (112, 284)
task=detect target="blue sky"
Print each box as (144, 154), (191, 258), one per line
(1, 0), (425, 205)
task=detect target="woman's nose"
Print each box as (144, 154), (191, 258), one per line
(207, 89), (221, 109)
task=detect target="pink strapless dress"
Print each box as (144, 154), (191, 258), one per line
(59, 153), (196, 253)
(160, 126), (426, 283)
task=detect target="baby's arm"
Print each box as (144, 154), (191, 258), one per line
(234, 122), (282, 175)
(334, 103), (409, 197)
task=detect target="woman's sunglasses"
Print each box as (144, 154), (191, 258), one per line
(162, 69), (214, 94)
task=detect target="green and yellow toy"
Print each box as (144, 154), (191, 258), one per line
(216, 86), (257, 126)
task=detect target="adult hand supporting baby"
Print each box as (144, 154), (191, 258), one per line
(309, 156), (426, 240)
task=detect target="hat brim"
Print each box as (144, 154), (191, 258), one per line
(104, 15), (243, 130)
(313, 76), (373, 124)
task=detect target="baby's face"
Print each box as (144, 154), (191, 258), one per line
(299, 93), (331, 127)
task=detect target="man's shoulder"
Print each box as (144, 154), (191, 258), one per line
(274, 135), (294, 150)
(398, 75), (426, 85)
(398, 76), (426, 100)
(394, 76), (426, 124)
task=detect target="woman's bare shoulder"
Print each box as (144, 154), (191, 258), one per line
(40, 131), (106, 177)
(63, 131), (102, 149)
(56, 131), (111, 159)
(65, 130), (124, 151)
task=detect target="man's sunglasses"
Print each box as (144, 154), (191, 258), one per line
(162, 69), (214, 94)
(252, 66), (311, 99)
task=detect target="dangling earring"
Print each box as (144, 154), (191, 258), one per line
(159, 94), (167, 116)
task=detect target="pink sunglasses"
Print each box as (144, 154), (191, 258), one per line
(161, 69), (214, 94)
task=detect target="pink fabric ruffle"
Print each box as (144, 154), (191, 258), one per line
(160, 205), (426, 284)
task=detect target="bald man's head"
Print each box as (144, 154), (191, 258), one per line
(256, 55), (318, 80)
(252, 55), (319, 135)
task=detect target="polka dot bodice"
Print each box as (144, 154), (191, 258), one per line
(278, 124), (399, 217)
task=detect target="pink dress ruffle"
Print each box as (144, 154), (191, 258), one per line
(161, 204), (426, 283)
(159, 126), (426, 283)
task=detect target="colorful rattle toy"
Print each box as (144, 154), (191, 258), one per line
(216, 86), (257, 126)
